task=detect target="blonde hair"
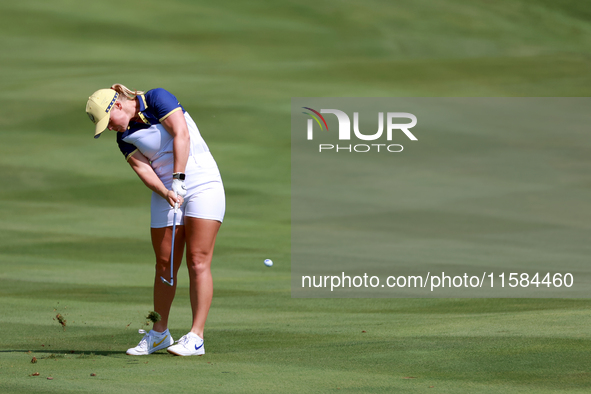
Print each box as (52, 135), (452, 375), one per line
(110, 84), (145, 100)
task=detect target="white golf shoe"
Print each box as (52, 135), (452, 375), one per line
(167, 332), (205, 356)
(126, 329), (173, 355)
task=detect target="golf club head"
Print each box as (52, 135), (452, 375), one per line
(160, 276), (174, 286)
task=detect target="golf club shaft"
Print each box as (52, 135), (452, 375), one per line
(161, 202), (179, 286)
(170, 204), (178, 284)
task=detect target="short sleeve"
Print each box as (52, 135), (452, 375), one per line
(117, 133), (138, 161)
(145, 88), (183, 122)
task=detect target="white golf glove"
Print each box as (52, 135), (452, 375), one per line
(171, 178), (187, 198)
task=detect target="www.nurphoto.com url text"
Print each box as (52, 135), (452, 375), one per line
(301, 272), (574, 292)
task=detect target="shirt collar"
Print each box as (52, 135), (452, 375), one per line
(138, 94), (148, 112)
(137, 94), (149, 124)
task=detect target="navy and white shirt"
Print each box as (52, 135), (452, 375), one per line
(116, 88), (209, 166)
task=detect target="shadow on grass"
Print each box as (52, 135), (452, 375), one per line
(0, 349), (126, 357)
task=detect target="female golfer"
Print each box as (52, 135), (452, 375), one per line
(86, 84), (225, 356)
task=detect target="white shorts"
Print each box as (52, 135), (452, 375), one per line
(150, 152), (226, 228)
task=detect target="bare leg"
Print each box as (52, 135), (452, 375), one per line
(151, 225), (185, 332)
(184, 217), (221, 339)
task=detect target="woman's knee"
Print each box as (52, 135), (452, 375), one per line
(186, 250), (212, 275)
(154, 257), (169, 271)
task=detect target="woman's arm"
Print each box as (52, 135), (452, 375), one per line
(128, 151), (182, 207)
(161, 110), (190, 175)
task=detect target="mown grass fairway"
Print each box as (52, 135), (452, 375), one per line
(1, 0), (591, 392)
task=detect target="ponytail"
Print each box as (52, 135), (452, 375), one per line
(110, 84), (145, 100)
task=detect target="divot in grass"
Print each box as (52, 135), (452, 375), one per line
(55, 313), (67, 330)
(146, 311), (161, 325)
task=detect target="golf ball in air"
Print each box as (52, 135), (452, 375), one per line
(264, 259), (273, 267)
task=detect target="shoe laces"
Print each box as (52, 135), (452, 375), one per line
(136, 329), (150, 349)
(177, 334), (190, 346)
(175, 333), (202, 348)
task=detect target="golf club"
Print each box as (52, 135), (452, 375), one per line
(161, 202), (179, 286)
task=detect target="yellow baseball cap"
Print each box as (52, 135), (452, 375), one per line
(86, 89), (119, 139)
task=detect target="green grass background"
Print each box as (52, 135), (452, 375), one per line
(1, 0), (590, 392)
